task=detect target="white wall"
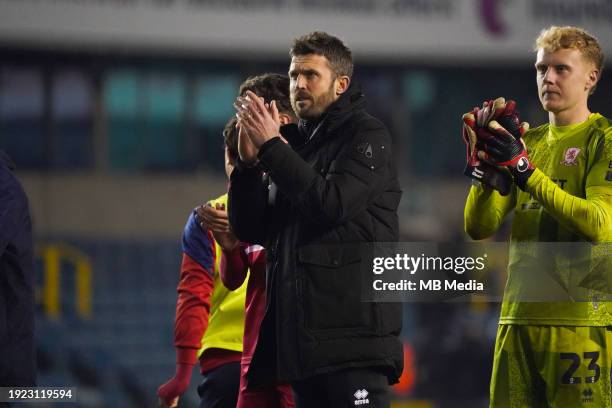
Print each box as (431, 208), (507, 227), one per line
(19, 172), (229, 239)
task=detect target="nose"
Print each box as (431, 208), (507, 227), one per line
(542, 67), (555, 84)
(295, 74), (307, 90)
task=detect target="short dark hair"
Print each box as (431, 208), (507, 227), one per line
(238, 73), (293, 115)
(290, 31), (353, 78)
(222, 116), (239, 165)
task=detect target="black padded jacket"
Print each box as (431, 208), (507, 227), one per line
(228, 86), (403, 385)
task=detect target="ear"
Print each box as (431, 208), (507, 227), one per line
(585, 68), (599, 93)
(335, 76), (351, 96)
(278, 113), (294, 125)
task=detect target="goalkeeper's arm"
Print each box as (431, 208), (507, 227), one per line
(526, 171), (612, 243)
(476, 119), (612, 243)
(464, 183), (516, 240)
(463, 97), (529, 240)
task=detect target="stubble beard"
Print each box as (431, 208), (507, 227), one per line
(291, 83), (337, 121)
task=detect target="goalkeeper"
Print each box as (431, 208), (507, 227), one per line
(463, 26), (612, 407)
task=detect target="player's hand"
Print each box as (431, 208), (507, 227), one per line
(463, 97), (533, 191)
(462, 109), (512, 195)
(157, 363), (192, 408)
(475, 97), (507, 128)
(471, 97), (532, 189)
(476, 119), (533, 190)
(195, 203), (239, 250)
(236, 122), (259, 165)
(196, 203), (230, 232)
(235, 90), (281, 148)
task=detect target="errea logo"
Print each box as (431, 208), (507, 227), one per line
(354, 389), (369, 405)
(582, 388), (594, 403)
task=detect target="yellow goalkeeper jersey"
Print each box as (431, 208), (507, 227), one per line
(465, 113), (612, 325)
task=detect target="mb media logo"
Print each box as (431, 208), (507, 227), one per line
(354, 389), (369, 406)
(582, 388), (594, 403)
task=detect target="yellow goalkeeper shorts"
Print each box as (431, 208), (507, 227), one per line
(490, 324), (612, 407)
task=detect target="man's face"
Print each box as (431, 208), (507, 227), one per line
(289, 54), (339, 120)
(535, 47), (597, 114)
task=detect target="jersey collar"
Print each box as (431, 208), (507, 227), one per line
(547, 113), (602, 145)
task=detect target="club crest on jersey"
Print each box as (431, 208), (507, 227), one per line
(560, 147), (581, 166)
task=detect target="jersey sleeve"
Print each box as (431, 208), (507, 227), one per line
(173, 211), (216, 364)
(464, 183), (516, 240)
(182, 211), (216, 272)
(525, 130), (612, 243)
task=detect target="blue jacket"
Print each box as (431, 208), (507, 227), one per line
(0, 151), (36, 386)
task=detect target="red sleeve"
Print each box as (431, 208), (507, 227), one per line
(220, 243), (249, 291)
(173, 252), (215, 364)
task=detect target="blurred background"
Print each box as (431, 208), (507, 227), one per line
(0, 0), (610, 406)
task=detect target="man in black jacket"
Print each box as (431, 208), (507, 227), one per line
(0, 151), (36, 391)
(230, 32), (403, 408)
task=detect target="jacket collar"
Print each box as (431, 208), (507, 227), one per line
(323, 83), (365, 133)
(280, 84), (366, 149)
(299, 83), (365, 139)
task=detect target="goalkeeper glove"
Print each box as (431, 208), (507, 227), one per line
(476, 116), (533, 190)
(462, 98), (515, 195)
(462, 113), (513, 195)
(476, 97), (508, 128)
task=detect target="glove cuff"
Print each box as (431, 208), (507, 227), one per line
(502, 151), (534, 191)
(509, 165), (535, 191)
(465, 162), (513, 196)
